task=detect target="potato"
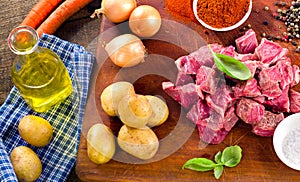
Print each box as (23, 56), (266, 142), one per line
(118, 94), (152, 128)
(87, 124), (116, 164)
(145, 95), (169, 127)
(18, 115), (53, 147)
(10, 146), (42, 182)
(100, 81), (135, 116)
(117, 125), (159, 160)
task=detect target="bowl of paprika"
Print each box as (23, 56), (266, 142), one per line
(192, 0), (252, 31)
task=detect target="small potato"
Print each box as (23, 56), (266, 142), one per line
(118, 94), (152, 128)
(100, 81), (135, 116)
(87, 124), (116, 164)
(18, 115), (53, 147)
(10, 146), (42, 182)
(118, 125), (159, 160)
(145, 95), (169, 127)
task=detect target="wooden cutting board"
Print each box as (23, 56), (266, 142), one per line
(76, 0), (300, 181)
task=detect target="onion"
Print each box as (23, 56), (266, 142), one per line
(105, 34), (146, 67)
(129, 5), (162, 37)
(91, 0), (137, 23)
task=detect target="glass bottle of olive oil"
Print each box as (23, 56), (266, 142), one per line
(8, 26), (72, 112)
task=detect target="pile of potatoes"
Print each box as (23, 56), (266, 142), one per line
(10, 115), (53, 181)
(87, 81), (169, 163)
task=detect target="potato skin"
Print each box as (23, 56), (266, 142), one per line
(10, 146), (42, 182)
(100, 81), (135, 116)
(117, 125), (159, 160)
(87, 124), (116, 164)
(118, 94), (152, 128)
(145, 95), (169, 127)
(18, 115), (53, 147)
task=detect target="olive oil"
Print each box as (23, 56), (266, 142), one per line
(8, 26), (72, 112)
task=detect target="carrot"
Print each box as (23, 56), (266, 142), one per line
(36, 0), (94, 36)
(21, 0), (63, 29)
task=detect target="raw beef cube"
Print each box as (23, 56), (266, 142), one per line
(292, 65), (300, 87)
(235, 29), (258, 54)
(206, 84), (234, 117)
(190, 44), (223, 67)
(252, 111), (284, 137)
(233, 78), (261, 98)
(255, 38), (288, 66)
(175, 55), (201, 75)
(220, 45), (238, 58)
(243, 60), (261, 77)
(186, 99), (211, 124)
(265, 87), (290, 113)
(252, 96), (266, 104)
(235, 53), (258, 62)
(223, 105), (239, 132)
(289, 89), (300, 113)
(175, 71), (194, 86)
(162, 82), (202, 109)
(196, 106), (238, 144)
(196, 66), (225, 94)
(236, 98), (265, 125)
(276, 58), (294, 90)
(258, 64), (282, 99)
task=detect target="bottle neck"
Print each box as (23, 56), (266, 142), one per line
(8, 25), (39, 55)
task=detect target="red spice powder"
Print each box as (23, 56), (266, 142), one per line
(165, 0), (197, 22)
(196, 0), (250, 28)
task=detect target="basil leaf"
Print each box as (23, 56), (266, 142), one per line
(214, 165), (224, 179)
(182, 158), (217, 172)
(209, 45), (251, 80)
(221, 145), (242, 167)
(214, 151), (222, 164)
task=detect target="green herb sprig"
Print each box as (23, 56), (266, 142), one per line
(182, 145), (242, 179)
(209, 45), (251, 81)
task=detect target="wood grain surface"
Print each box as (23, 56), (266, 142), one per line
(76, 0), (300, 181)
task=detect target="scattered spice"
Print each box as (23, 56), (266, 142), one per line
(263, 20), (270, 25)
(165, 0), (196, 23)
(273, 0), (300, 52)
(282, 127), (300, 167)
(195, 0), (250, 28)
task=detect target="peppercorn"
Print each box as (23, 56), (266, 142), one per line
(292, 41), (298, 46)
(263, 21), (269, 25)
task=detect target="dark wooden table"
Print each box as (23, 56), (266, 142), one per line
(0, 0), (101, 181)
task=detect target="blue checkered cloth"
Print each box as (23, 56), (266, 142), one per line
(0, 34), (95, 181)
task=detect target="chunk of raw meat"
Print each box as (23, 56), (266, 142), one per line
(233, 78), (261, 98)
(196, 66), (225, 94)
(289, 89), (300, 113)
(258, 64), (282, 99)
(292, 65), (300, 86)
(175, 55), (201, 75)
(197, 106), (238, 144)
(206, 84), (235, 117)
(276, 58), (293, 90)
(252, 111), (284, 137)
(175, 71), (194, 86)
(236, 98), (265, 125)
(235, 53), (258, 62)
(255, 38), (288, 66)
(186, 100), (211, 124)
(243, 60), (261, 77)
(220, 45), (238, 58)
(190, 44), (223, 67)
(235, 29), (258, 54)
(162, 82), (202, 109)
(264, 87), (290, 113)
